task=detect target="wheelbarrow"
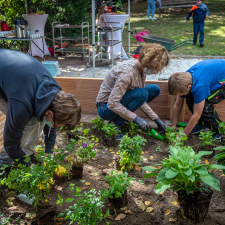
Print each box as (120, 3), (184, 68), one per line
(141, 34), (192, 52)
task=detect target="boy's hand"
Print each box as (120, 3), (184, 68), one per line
(186, 20), (189, 23)
(205, 15), (209, 18)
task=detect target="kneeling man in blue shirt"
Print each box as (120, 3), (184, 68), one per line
(168, 59), (225, 141)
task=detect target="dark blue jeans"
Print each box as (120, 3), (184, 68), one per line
(98, 84), (160, 127)
(193, 21), (205, 44)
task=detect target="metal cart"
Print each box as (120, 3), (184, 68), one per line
(88, 21), (123, 68)
(52, 21), (90, 60)
(141, 34), (192, 52)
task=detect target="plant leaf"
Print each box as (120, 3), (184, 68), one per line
(165, 169), (178, 179)
(200, 173), (220, 191)
(142, 166), (158, 172)
(155, 180), (171, 194)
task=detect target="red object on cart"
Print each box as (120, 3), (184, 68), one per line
(132, 30), (150, 42)
(107, 6), (113, 13)
(133, 54), (139, 59)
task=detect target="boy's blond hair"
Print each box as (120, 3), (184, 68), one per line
(168, 72), (192, 95)
(49, 91), (81, 130)
(139, 43), (170, 73)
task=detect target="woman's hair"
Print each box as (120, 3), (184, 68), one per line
(168, 72), (192, 95)
(139, 43), (170, 73)
(49, 91), (81, 130)
(97, 4), (107, 20)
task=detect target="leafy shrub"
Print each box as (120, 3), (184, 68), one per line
(91, 117), (104, 131)
(123, 122), (142, 136)
(199, 131), (214, 146)
(101, 123), (119, 138)
(165, 127), (188, 146)
(57, 185), (109, 225)
(218, 122), (225, 135)
(142, 145), (225, 194)
(105, 170), (135, 198)
(118, 135), (146, 171)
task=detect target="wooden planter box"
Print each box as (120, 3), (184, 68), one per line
(0, 77), (224, 151)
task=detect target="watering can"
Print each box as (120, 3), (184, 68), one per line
(132, 30), (150, 42)
(146, 128), (163, 141)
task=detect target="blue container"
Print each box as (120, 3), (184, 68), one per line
(42, 61), (61, 77)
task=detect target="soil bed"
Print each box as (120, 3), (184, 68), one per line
(1, 122), (225, 225)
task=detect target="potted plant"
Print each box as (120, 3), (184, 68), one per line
(57, 184), (109, 225)
(101, 123), (120, 147)
(142, 145), (225, 222)
(117, 134), (146, 171)
(66, 130), (98, 179)
(105, 170), (135, 208)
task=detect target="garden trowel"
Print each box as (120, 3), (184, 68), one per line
(146, 128), (164, 141)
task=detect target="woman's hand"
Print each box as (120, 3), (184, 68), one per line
(154, 118), (166, 132)
(133, 115), (150, 130)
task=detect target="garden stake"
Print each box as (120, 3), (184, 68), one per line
(146, 128), (163, 141)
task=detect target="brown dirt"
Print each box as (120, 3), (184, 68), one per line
(1, 122), (225, 225)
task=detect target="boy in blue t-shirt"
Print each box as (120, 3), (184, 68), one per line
(168, 59), (225, 141)
(186, 0), (209, 47)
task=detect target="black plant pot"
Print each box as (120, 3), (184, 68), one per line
(36, 206), (56, 225)
(71, 161), (84, 179)
(108, 191), (128, 208)
(177, 189), (213, 222)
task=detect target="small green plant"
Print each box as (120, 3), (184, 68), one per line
(199, 131), (214, 146)
(165, 127), (188, 146)
(0, 214), (10, 225)
(105, 170), (135, 199)
(1, 156), (55, 207)
(142, 145), (225, 194)
(91, 117), (104, 131)
(124, 122), (142, 136)
(118, 134), (146, 171)
(57, 184), (109, 225)
(101, 123), (119, 138)
(218, 121), (225, 135)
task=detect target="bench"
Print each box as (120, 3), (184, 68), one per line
(158, 0), (196, 16)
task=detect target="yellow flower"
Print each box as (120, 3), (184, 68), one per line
(37, 178), (54, 191)
(54, 165), (67, 177)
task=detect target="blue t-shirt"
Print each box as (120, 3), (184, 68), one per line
(187, 59), (225, 104)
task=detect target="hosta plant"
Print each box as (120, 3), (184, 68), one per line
(199, 131), (214, 146)
(165, 127), (188, 146)
(91, 117), (104, 131)
(57, 184), (109, 225)
(118, 134), (146, 171)
(105, 170), (135, 199)
(213, 146), (225, 173)
(142, 145), (225, 194)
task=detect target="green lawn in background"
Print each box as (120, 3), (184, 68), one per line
(122, 0), (225, 56)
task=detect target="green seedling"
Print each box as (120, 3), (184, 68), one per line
(218, 121), (225, 135)
(165, 127), (188, 146)
(91, 117), (104, 131)
(101, 123), (119, 138)
(214, 146), (225, 173)
(123, 122), (142, 136)
(105, 170), (135, 199)
(57, 185), (109, 225)
(118, 134), (146, 171)
(199, 131), (214, 146)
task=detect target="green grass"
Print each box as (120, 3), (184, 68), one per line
(122, 0), (225, 56)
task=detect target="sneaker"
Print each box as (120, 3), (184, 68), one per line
(191, 124), (210, 134)
(151, 17), (157, 20)
(147, 17), (150, 20)
(193, 43), (196, 46)
(115, 132), (124, 140)
(213, 133), (221, 141)
(200, 43), (204, 47)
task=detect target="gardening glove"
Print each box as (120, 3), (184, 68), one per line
(133, 115), (150, 130)
(154, 118), (166, 132)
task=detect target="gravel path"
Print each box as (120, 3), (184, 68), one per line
(56, 57), (204, 80)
